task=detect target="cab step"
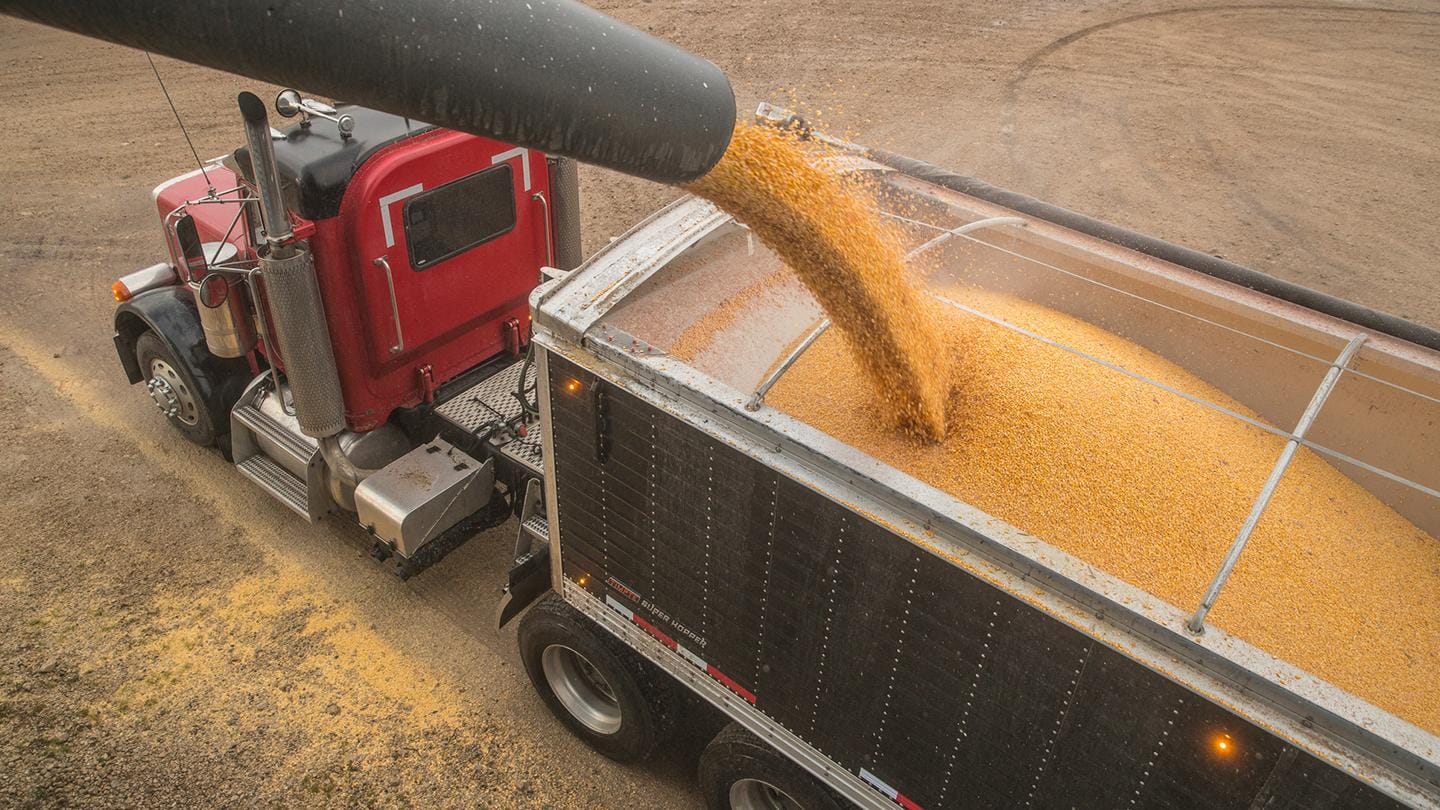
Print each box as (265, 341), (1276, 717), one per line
(521, 512), (549, 543)
(232, 401), (314, 473)
(229, 376), (329, 522)
(235, 453), (309, 519)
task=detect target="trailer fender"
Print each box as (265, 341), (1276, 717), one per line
(113, 287), (250, 429)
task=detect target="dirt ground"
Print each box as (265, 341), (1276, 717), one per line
(1, 1), (1436, 807)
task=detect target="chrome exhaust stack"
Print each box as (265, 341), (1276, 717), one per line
(237, 92), (293, 253)
(237, 91), (347, 441)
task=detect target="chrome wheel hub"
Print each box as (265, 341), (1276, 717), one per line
(146, 358), (199, 426)
(729, 778), (802, 810)
(541, 644), (622, 735)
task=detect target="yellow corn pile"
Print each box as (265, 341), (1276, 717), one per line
(686, 124), (951, 440)
(756, 285), (1440, 735)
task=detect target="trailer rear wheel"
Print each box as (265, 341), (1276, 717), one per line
(699, 724), (842, 810)
(518, 593), (677, 762)
(135, 330), (219, 447)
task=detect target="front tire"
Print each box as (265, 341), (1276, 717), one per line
(699, 724), (843, 810)
(135, 330), (218, 447)
(518, 593), (677, 762)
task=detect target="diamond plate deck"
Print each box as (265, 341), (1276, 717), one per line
(435, 362), (543, 476)
(436, 362), (534, 433)
(501, 433), (544, 476)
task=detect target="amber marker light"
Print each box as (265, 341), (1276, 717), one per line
(1213, 733), (1235, 756)
(111, 280), (132, 302)
(576, 573), (590, 587)
(564, 378), (583, 395)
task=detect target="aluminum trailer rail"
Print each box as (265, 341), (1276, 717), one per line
(528, 155), (1440, 808)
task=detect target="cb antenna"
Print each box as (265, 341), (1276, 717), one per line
(145, 51), (213, 193)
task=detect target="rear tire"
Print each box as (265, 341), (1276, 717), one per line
(699, 724), (843, 810)
(517, 593), (678, 762)
(135, 330), (220, 447)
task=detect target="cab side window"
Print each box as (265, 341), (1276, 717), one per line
(404, 164), (515, 270)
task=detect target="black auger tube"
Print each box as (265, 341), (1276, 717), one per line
(1, 0), (736, 184)
(866, 147), (1440, 353)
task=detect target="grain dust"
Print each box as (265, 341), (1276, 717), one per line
(671, 271), (791, 363)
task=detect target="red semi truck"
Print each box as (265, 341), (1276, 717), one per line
(114, 91), (570, 578)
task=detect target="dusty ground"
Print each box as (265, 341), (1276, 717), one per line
(1, 1), (1436, 807)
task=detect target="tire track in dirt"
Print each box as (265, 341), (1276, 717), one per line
(993, 2), (1440, 326)
(999, 3), (1440, 176)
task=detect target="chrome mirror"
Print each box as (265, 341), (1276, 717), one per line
(273, 88), (354, 140)
(274, 89), (303, 118)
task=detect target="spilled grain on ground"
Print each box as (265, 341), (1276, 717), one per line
(103, 560), (547, 805)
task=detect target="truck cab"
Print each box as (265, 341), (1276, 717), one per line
(115, 91), (577, 580)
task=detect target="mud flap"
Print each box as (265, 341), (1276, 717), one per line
(496, 546), (550, 629)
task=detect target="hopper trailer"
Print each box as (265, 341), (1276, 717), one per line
(3, 1), (1438, 807)
(516, 114), (1440, 809)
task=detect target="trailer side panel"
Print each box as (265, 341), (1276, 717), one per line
(546, 352), (1402, 809)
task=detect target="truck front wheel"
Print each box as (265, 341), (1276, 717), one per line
(699, 723), (843, 810)
(517, 593), (677, 762)
(135, 330), (219, 447)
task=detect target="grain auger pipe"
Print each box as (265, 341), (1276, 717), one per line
(0, 0), (737, 185)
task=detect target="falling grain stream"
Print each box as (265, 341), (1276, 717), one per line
(686, 124), (952, 440)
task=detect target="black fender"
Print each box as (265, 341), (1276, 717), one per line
(113, 287), (251, 436)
